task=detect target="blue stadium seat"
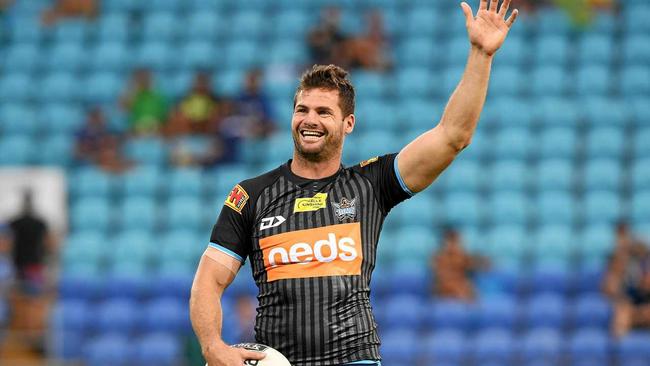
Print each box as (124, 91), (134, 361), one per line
(439, 159), (482, 192)
(490, 66), (522, 96)
(179, 41), (218, 70)
(116, 197), (157, 231)
(38, 134), (74, 166)
(535, 159), (574, 191)
(577, 34), (614, 65)
(487, 160), (528, 192)
(485, 225), (525, 269)
(396, 67), (438, 98)
(227, 10), (266, 39)
(631, 159), (650, 190)
(84, 333), (132, 366)
(0, 104), (37, 136)
(96, 298), (140, 334)
(535, 190), (576, 225)
(165, 168), (203, 196)
(2, 43), (41, 72)
(352, 72), (391, 100)
(583, 159), (621, 191)
(537, 127), (577, 159)
(491, 96), (534, 128)
(404, 5), (442, 37)
(0, 73), (35, 102)
(425, 300), (472, 331)
(95, 12), (130, 41)
(471, 329), (515, 364)
(272, 9), (311, 40)
(7, 17), (43, 43)
(493, 128), (532, 159)
(422, 330), (467, 364)
(617, 332), (650, 364)
(620, 66), (650, 96)
(634, 128), (650, 158)
(445, 37), (469, 66)
(134, 333), (182, 365)
(41, 103), (84, 134)
(494, 35), (527, 66)
(391, 198), (437, 229)
(572, 294), (611, 329)
(398, 99), (443, 131)
(535, 35), (569, 65)
(101, 0), (142, 12)
(353, 99), (397, 133)
(522, 293), (567, 329)
(519, 328), (562, 363)
(62, 230), (106, 269)
(224, 40), (260, 70)
(124, 138), (168, 166)
(90, 42), (130, 71)
(149, 0), (185, 11)
(381, 329), (419, 364)
(623, 5), (650, 33)
(530, 66), (567, 96)
(576, 66), (611, 96)
(578, 224), (614, 268)
(158, 230), (202, 269)
(631, 191), (650, 225)
(383, 295), (424, 331)
(535, 98), (579, 127)
(51, 299), (91, 333)
(568, 328), (610, 363)
(164, 196), (203, 231)
(52, 20), (89, 43)
(443, 192), (483, 226)
(583, 190), (621, 224)
(623, 35), (650, 65)
(121, 166), (162, 196)
(143, 12), (178, 41)
(441, 65), (465, 96)
(143, 298), (189, 333)
(397, 37), (438, 67)
(588, 11), (617, 34)
(209, 164), (254, 197)
(581, 97), (628, 127)
(487, 192), (529, 225)
(39, 72), (82, 102)
(135, 41), (174, 70)
(475, 295), (518, 330)
(82, 72), (123, 104)
(71, 198), (112, 232)
(529, 265), (572, 294)
(183, 11), (223, 40)
(266, 40), (308, 67)
(536, 8), (572, 36)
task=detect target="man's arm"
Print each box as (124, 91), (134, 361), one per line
(397, 0), (518, 193)
(190, 249), (264, 365)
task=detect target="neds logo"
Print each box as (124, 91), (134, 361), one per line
(260, 223), (363, 282)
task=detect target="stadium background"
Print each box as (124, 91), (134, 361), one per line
(1, 0), (650, 365)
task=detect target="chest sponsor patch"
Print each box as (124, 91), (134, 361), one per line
(259, 222), (362, 282)
(224, 184), (249, 213)
(293, 192), (328, 213)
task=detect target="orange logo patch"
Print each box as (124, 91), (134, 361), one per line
(224, 184), (249, 213)
(260, 223), (362, 282)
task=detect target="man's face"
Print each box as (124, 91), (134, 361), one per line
(291, 88), (354, 162)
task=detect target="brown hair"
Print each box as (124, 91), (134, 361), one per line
(293, 64), (355, 117)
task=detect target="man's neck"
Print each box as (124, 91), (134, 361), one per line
(290, 153), (342, 180)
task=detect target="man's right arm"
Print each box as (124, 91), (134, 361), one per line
(190, 248), (264, 365)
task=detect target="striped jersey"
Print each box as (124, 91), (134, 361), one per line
(210, 153), (412, 365)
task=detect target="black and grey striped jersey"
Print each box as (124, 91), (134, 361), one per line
(209, 153), (412, 365)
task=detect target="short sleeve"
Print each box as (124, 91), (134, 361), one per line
(209, 183), (254, 263)
(353, 153), (413, 214)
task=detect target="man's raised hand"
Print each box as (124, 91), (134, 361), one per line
(460, 0), (518, 56)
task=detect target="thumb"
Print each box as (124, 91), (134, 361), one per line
(460, 2), (473, 24)
(240, 349), (266, 360)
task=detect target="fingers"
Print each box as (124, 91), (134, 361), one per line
(498, 0), (511, 17)
(489, 0), (498, 12)
(241, 350), (266, 361)
(505, 8), (519, 27)
(461, 2), (473, 24)
(479, 0), (487, 11)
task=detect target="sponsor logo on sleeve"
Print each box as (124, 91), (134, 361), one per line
(293, 192), (328, 213)
(259, 223), (363, 282)
(359, 156), (379, 167)
(224, 184), (249, 213)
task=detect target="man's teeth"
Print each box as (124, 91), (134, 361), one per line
(302, 131), (323, 137)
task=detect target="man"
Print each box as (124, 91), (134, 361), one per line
(190, 1), (518, 364)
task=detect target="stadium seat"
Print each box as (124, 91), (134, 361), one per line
(443, 192), (483, 226)
(7, 17), (43, 43)
(179, 41), (218, 70)
(62, 230), (107, 269)
(84, 333), (132, 366)
(620, 66), (650, 96)
(519, 328), (562, 363)
(391, 198), (438, 228)
(490, 66), (522, 96)
(403, 5), (441, 37)
(631, 159), (650, 190)
(581, 97), (628, 127)
(528, 265), (572, 294)
(534, 35), (569, 65)
(0, 104), (38, 136)
(3, 43), (41, 72)
(165, 168), (203, 196)
(487, 192), (530, 225)
(438, 159), (482, 192)
(96, 299), (140, 334)
(475, 295), (518, 330)
(123, 138), (168, 166)
(266, 40), (309, 67)
(224, 40), (261, 70)
(396, 67), (438, 98)
(398, 99), (444, 131)
(46, 42), (86, 72)
(577, 224), (614, 268)
(577, 34), (614, 65)
(184, 10), (223, 40)
(572, 294), (611, 329)
(272, 9), (312, 40)
(487, 160), (529, 192)
(494, 35), (527, 66)
(397, 37), (438, 68)
(537, 127), (577, 159)
(383, 295), (424, 331)
(71, 198), (112, 232)
(380, 329), (419, 364)
(142, 298), (190, 333)
(135, 41), (174, 70)
(0, 73), (35, 102)
(352, 98), (396, 132)
(568, 328), (610, 363)
(425, 300), (472, 331)
(471, 329), (515, 364)
(133, 333), (182, 365)
(116, 198), (157, 231)
(38, 134), (74, 166)
(82, 72), (123, 104)
(530, 66), (568, 96)
(90, 42), (130, 71)
(143, 12), (178, 41)
(493, 128), (532, 159)
(522, 293), (567, 329)
(583, 159), (621, 191)
(576, 65), (611, 96)
(148, 0), (185, 11)
(228, 10), (267, 39)
(583, 190), (621, 224)
(634, 128), (650, 158)
(535, 98), (579, 127)
(491, 96), (534, 128)
(164, 196), (204, 230)
(617, 332), (650, 364)
(623, 5), (650, 33)
(445, 37), (469, 67)
(623, 35), (650, 65)
(485, 225), (526, 269)
(631, 191), (650, 225)
(95, 12), (130, 41)
(536, 8), (572, 36)
(421, 330), (467, 364)
(535, 159), (574, 191)
(39, 72), (80, 102)
(41, 103), (84, 134)
(51, 299), (91, 333)
(158, 230), (202, 269)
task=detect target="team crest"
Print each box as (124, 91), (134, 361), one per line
(224, 184), (249, 213)
(333, 197), (357, 221)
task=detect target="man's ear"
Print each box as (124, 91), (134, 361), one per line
(344, 114), (355, 134)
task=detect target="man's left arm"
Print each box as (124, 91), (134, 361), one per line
(397, 0), (518, 193)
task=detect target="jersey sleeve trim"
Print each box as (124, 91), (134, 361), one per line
(393, 154), (415, 196)
(208, 242), (244, 263)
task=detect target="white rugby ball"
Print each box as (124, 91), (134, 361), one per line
(206, 343), (291, 366)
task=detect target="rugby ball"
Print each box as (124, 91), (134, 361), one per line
(206, 343), (291, 366)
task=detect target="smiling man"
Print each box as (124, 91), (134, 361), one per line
(190, 1), (518, 365)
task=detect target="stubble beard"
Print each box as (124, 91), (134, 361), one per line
(292, 130), (343, 163)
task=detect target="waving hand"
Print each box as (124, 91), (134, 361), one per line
(461, 0), (518, 56)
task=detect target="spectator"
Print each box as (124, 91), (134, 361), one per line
(166, 72), (225, 137)
(431, 229), (489, 301)
(344, 10), (392, 71)
(75, 107), (132, 173)
(7, 191), (57, 352)
(120, 69), (169, 136)
(0, 222), (14, 329)
(307, 7), (348, 66)
(602, 222), (650, 337)
(220, 70), (275, 140)
(41, 0), (97, 25)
